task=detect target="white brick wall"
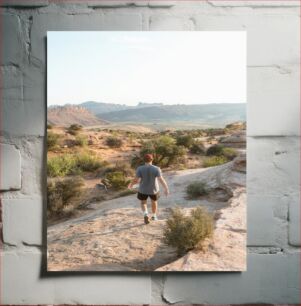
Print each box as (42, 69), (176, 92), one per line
(1, 0), (300, 304)
(0, 143), (21, 190)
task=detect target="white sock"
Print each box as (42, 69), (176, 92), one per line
(153, 213), (157, 217)
(143, 210), (148, 216)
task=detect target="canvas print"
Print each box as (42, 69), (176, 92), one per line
(47, 31), (246, 271)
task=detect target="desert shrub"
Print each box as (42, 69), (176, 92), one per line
(221, 147), (238, 160)
(186, 181), (209, 199)
(75, 153), (103, 172)
(104, 171), (130, 190)
(75, 134), (88, 147)
(206, 144), (225, 156)
(47, 176), (84, 217)
(47, 155), (79, 177)
(106, 136), (123, 148)
(132, 136), (186, 168)
(104, 162), (135, 177)
(176, 135), (194, 148)
(47, 124), (53, 129)
(163, 207), (214, 255)
(203, 156), (228, 168)
(206, 145), (238, 162)
(189, 142), (206, 154)
(204, 128), (226, 136)
(47, 132), (60, 150)
(47, 153), (103, 177)
(67, 124), (83, 135)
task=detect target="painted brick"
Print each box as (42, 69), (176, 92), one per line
(2, 198), (43, 246)
(149, 15), (194, 30)
(207, 0), (300, 7)
(2, 13), (24, 65)
(19, 137), (44, 196)
(148, 1), (175, 7)
(86, 1), (148, 7)
(2, 251), (151, 304)
(288, 193), (300, 246)
(248, 66), (300, 136)
(102, 12), (142, 30)
(0, 0), (49, 6)
(151, 274), (164, 304)
(247, 195), (288, 246)
(163, 253), (300, 304)
(1, 64), (45, 136)
(194, 13), (299, 67)
(85, 0), (174, 7)
(1, 65), (22, 102)
(248, 137), (300, 196)
(0, 143), (21, 191)
(31, 12), (142, 66)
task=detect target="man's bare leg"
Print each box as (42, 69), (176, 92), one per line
(141, 200), (148, 214)
(141, 200), (150, 224)
(151, 200), (158, 214)
(151, 200), (158, 220)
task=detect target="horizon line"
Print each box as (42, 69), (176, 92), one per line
(48, 101), (247, 108)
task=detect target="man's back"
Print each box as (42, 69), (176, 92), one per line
(136, 164), (161, 195)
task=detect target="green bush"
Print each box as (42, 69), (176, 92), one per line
(206, 145), (238, 163)
(47, 132), (60, 151)
(204, 128), (226, 136)
(47, 153), (103, 177)
(176, 135), (194, 148)
(221, 147), (238, 160)
(47, 155), (79, 177)
(75, 135), (88, 147)
(186, 181), (209, 199)
(163, 207), (214, 255)
(75, 153), (103, 172)
(104, 162), (135, 177)
(206, 144), (225, 156)
(106, 136), (123, 148)
(47, 176), (84, 218)
(132, 136), (186, 168)
(203, 156), (228, 168)
(67, 124), (83, 135)
(104, 171), (130, 190)
(189, 142), (206, 154)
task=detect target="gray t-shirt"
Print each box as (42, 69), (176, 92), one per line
(136, 164), (162, 195)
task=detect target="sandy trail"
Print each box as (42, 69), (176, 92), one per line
(47, 160), (246, 271)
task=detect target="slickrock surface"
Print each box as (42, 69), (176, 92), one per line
(48, 155), (246, 271)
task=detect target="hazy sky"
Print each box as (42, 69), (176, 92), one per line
(47, 31), (246, 106)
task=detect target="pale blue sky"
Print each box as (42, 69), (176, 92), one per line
(47, 31), (246, 106)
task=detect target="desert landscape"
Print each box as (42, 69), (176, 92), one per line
(47, 102), (246, 271)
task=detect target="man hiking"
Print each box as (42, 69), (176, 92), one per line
(128, 154), (169, 224)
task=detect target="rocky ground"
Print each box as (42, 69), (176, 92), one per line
(47, 154), (246, 272)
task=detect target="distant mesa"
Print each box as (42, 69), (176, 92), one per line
(47, 101), (246, 127)
(47, 105), (109, 127)
(136, 102), (164, 108)
(95, 103), (246, 126)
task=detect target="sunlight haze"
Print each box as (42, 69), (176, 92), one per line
(47, 31), (246, 106)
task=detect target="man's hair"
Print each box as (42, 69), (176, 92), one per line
(144, 154), (153, 163)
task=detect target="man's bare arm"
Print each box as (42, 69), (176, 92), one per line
(158, 176), (169, 196)
(128, 177), (140, 189)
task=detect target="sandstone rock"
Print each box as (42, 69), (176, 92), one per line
(48, 155), (246, 271)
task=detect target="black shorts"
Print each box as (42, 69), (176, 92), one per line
(137, 192), (160, 201)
